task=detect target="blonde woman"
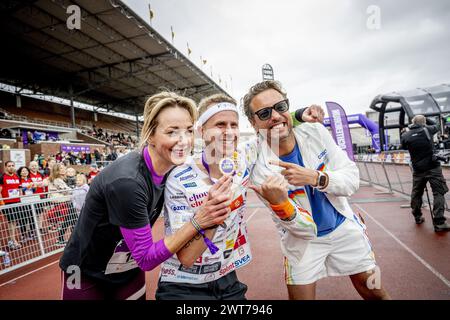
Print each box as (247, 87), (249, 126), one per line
(46, 163), (74, 246)
(47, 163), (70, 197)
(59, 92), (232, 300)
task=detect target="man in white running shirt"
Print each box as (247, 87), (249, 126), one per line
(156, 94), (322, 299)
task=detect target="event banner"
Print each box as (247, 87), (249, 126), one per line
(61, 145), (90, 153)
(326, 102), (354, 160)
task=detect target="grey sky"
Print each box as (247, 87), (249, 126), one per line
(123, 0), (450, 129)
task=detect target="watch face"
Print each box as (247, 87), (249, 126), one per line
(319, 174), (327, 187)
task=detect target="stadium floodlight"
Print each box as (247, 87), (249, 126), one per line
(262, 64), (274, 81)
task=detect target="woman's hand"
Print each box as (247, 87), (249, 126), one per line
(194, 175), (232, 229)
(249, 175), (289, 205)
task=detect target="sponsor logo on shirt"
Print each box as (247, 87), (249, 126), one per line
(225, 240), (235, 250)
(174, 166), (192, 178)
(223, 249), (233, 259)
(200, 262), (221, 274)
(179, 264), (201, 274)
(229, 194), (244, 212)
(171, 205), (188, 211)
(219, 262), (235, 276)
(169, 193), (185, 200)
(161, 267), (176, 276)
(233, 232), (247, 249)
(203, 274), (216, 282)
(176, 274), (198, 281)
(234, 254), (251, 268)
(318, 149), (327, 159)
(188, 191), (208, 208)
(179, 173), (198, 182)
(204, 255), (221, 263)
(163, 260), (181, 268)
(183, 182), (197, 188)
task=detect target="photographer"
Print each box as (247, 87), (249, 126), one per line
(400, 115), (450, 232)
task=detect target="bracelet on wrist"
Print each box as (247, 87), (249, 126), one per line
(270, 199), (295, 220)
(190, 217), (219, 254)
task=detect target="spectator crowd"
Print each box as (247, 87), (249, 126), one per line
(0, 146), (125, 263)
(82, 124), (137, 149)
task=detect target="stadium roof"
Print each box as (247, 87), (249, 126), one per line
(0, 0), (230, 117)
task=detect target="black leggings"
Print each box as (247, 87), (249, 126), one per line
(155, 271), (247, 300)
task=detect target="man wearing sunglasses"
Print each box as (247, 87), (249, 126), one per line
(244, 80), (390, 300)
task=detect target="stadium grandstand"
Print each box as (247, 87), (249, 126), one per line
(0, 0), (231, 277)
(0, 0), (230, 156)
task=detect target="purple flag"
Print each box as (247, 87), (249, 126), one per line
(326, 102), (354, 160)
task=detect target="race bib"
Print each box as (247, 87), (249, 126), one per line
(104, 240), (138, 275)
(8, 189), (19, 198)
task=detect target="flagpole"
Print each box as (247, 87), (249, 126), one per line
(229, 75), (233, 94)
(148, 3), (153, 27)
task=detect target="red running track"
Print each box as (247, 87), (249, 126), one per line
(0, 186), (449, 299)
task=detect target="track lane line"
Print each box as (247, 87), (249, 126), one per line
(245, 208), (259, 223)
(354, 203), (450, 288)
(0, 260), (59, 288)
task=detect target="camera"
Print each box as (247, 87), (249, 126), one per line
(433, 149), (450, 164)
(433, 134), (450, 163)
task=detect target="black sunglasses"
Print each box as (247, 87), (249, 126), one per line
(253, 99), (289, 121)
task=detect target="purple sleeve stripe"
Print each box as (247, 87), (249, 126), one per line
(120, 224), (173, 272)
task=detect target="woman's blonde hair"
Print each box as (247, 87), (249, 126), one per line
(139, 92), (198, 149)
(48, 163), (65, 183)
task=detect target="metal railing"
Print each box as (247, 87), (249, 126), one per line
(356, 151), (450, 211)
(0, 190), (83, 275)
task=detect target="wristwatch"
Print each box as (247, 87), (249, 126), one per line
(315, 171), (328, 189)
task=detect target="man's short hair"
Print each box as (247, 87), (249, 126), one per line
(198, 94), (237, 117)
(412, 115), (426, 126)
(4, 160), (14, 167)
(242, 80), (287, 122)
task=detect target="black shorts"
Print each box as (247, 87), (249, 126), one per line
(2, 205), (21, 223)
(155, 271), (247, 300)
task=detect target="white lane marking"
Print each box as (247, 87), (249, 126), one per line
(126, 285), (146, 300)
(354, 203), (450, 288)
(0, 260), (59, 288)
(245, 208), (259, 223)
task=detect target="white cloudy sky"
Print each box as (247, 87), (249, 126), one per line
(123, 0), (450, 129)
